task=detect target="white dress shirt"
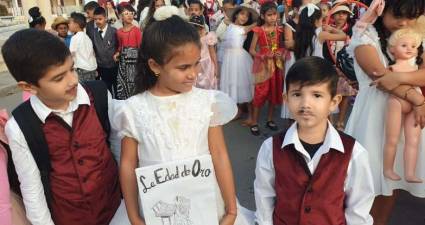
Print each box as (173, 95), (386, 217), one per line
(69, 31), (98, 71)
(254, 121), (374, 225)
(98, 24), (108, 39)
(5, 84), (114, 225)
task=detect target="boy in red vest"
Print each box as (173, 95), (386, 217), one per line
(2, 29), (129, 225)
(254, 56), (374, 225)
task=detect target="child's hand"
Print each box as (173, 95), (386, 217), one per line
(113, 53), (120, 62)
(219, 213), (237, 225)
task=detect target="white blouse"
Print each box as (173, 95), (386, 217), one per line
(111, 87), (237, 167)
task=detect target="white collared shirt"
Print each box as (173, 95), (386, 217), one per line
(5, 84), (115, 225)
(254, 121), (374, 225)
(69, 31), (97, 71)
(98, 24), (108, 39)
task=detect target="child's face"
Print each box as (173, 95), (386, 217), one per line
(106, 2), (113, 9)
(23, 56), (79, 110)
(390, 37), (419, 60)
(222, 3), (235, 13)
(189, 4), (203, 16)
(121, 10), (134, 24)
(148, 43), (201, 94)
(94, 14), (107, 29)
(286, 82), (341, 130)
(263, 8), (278, 25)
(382, 11), (417, 33)
(235, 9), (249, 25)
(332, 11), (349, 26)
(56, 24), (69, 38)
(68, 19), (80, 33)
(85, 9), (95, 21)
(155, 0), (165, 10)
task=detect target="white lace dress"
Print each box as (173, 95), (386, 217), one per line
(345, 25), (425, 197)
(111, 87), (253, 224)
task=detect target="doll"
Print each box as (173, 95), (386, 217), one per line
(383, 28), (424, 183)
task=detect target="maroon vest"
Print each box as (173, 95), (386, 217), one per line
(42, 90), (120, 225)
(272, 131), (355, 225)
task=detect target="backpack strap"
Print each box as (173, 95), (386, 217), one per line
(82, 81), (111, 143)
(12, 100), (52, 208)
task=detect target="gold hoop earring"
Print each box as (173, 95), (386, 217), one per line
(154, 72), (160, 77)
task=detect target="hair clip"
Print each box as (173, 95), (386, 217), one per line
(299, 3), (319, 17)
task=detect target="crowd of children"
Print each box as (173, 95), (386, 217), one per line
(0, 0), (425, 224)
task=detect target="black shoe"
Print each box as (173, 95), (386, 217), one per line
(250, 125), (260, 136)
(266, 121), (278, 131)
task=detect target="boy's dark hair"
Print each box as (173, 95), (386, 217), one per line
(93, 6), (107, 16)
(286, 56), (338, 97)
(292, 0), (303, 9)
(374, 0), (425, 66)
(28, 7), (46, 28)
(118, 4), (136, 14)
(84, 1), (100, 11)
(188, 0), (204, 9)
(135, 15), (200, 93)
(222, 0), (235, 5)
(1, 29), (70, 86)
(70, 12), (87, 29)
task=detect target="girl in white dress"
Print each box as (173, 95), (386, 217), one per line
(344, 0), (425, 224)
(281, 3), (346, 118)
(113, 6), (251, 225)
(220, 5), (257, 111)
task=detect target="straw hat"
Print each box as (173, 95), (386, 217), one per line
(332, 5), (353, 15)
(51, 16), (69, 30)
(231, 3), (259, 23)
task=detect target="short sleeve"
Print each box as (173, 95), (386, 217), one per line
(110, 99), (139, 141)
(205, 32), (218, 46)
(347, 25), (379, 58)
(252, 26), (262, 34)
(209, 91), (237, 127)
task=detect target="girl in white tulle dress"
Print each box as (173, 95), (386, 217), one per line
(220, 6), (257, 106)
(113, 6), (252, 225)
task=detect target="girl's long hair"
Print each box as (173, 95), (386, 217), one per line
(294, 7), (322, 60)
(135, 15), (200, 93)
(373, 0), (425, 66)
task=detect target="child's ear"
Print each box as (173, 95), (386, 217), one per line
(17, 81), (38, 95)
(329, 94), (342, 112)
(147, 59), (161, 75)
(282, 92), (287, 103)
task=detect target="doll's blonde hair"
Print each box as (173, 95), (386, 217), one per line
(414, 16), (425, 38)
(388, 28), (423, 48)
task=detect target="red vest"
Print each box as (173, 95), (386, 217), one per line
(42, 90), (120, 225)
(272, 131), (355, 225)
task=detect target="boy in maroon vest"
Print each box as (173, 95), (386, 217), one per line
(254, 57), (374, 225)
(2, 29), (128, 225)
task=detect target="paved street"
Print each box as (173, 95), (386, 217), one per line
(1, 90), (425, 224)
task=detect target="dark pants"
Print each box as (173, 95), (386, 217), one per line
(98, 66), (118, 97)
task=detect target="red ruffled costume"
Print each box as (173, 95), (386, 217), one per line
(252, 26), (285, 107)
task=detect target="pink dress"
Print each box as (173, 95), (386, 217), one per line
(196, 32), (218, 90)
(0, 110), (30, 225)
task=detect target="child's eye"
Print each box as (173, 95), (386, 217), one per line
(292, 93), (301, 97)
(314, 94), (322, 98)
(178, 65), (189, 70)
(53, 76), (64, 82)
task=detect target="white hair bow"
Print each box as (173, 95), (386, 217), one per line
(299, 3), (320, 17)
(153, 5), (182, 21)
